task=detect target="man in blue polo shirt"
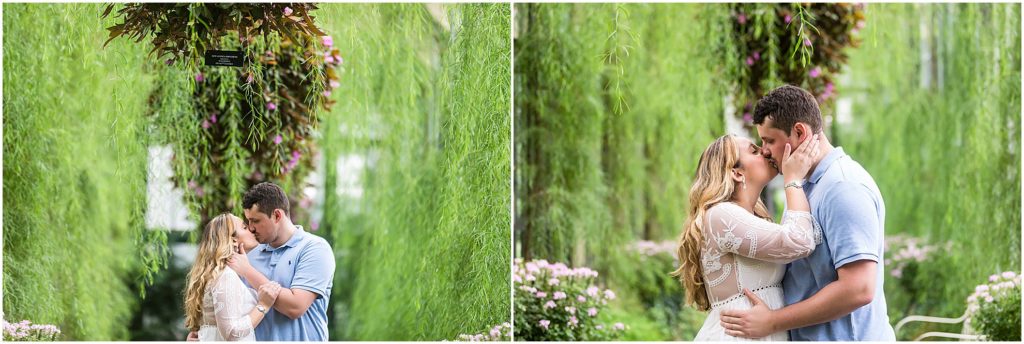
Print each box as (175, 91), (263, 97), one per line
(230, 182), (335, 341)
(719, 85), (896, 340)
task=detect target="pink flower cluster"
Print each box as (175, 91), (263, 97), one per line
(630, 240), (676, 258)
(319, 36), (344, 98)
(966, 271), (1021, 314)
(187, 180), (206, 198)
(452, 322), (512, 341)
(281, 150), (302, 175)
(514, 259), (626, 335)
(884, 235), (952, 278)
(2, 319), (61, 341)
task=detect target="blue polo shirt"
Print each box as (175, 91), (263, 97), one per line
(247, 226), (335, 341)
(782, 147), (895, 340)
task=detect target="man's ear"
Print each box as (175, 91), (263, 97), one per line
(793, 123), (811, 143)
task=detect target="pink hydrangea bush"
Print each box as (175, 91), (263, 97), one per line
(2, 319), (61, 341)
(884, 235), (952, 279)
(630, 240), (677, 258)
(514, 259), (627, 340)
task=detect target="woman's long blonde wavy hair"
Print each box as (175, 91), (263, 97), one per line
(670, 135), (772, 311)
(184, 213), (240, 331)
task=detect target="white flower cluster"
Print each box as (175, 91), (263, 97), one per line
(2, 319), (61, 341)
(966, 271), (1022, 314)
(452, 322), (512, 342)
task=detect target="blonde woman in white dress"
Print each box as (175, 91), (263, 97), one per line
(672, 133), (823, 341)
(183, 213), (283, 341)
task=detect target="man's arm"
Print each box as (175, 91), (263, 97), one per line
(720, 260), (877, 338)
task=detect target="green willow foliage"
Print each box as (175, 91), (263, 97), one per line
(3, 3), (166, 340)
(515, 3), (725, 296)
(316, 4), (511, 340)
(838, 3), (1021, 336)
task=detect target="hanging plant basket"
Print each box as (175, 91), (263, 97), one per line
(103, 3), (344, 226)
(726, 3), (865, 129)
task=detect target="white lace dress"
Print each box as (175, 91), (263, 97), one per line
(197, 268), (258, 341)
(694, 202), (820, 341)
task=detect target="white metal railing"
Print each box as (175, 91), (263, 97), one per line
(894, 310), (985, 341)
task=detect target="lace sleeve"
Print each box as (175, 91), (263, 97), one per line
(211, 269), (254, 341)
(704, 203), (817, 264)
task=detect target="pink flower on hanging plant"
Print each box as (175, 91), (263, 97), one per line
(330, 80), (341, 89)
(745, 56), (754, 66)
(246, 73), (254, 84)
(273, 134), (283, 145)
(283, 7), (293, 16)
(322, 36), (333, 47)
(809, 66), (821, 78)
(803, 38), (812, 47)
(323, 90), (332, 97)
(325, 54), (336, 64)
(743, 113), (753, 123)
(737, 13), (747, 25)
(195, 73), (205, 82)
(752, 51), (760, 61)
(267, 102), (277, 111)
(202, 119), (211, 129)
(784, 14), (792, 24)
(210, 113), (218, 123)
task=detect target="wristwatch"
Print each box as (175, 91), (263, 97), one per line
(784, 180), (805, 189)
(256, 304), (269, 314)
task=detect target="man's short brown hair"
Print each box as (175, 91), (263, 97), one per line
(242, 182), (290, 218)
(752, 85), (823, 135)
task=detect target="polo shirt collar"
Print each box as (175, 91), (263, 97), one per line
(264, 225), (306, 251)
(809, 147), (847, 184)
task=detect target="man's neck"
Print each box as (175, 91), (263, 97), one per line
(269, 223), (297, 248)
(805, 140), (836, 180)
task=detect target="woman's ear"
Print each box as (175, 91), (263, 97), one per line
(730, 168), (744, 183)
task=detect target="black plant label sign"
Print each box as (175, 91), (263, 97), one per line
(204, 50), (245, 67)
